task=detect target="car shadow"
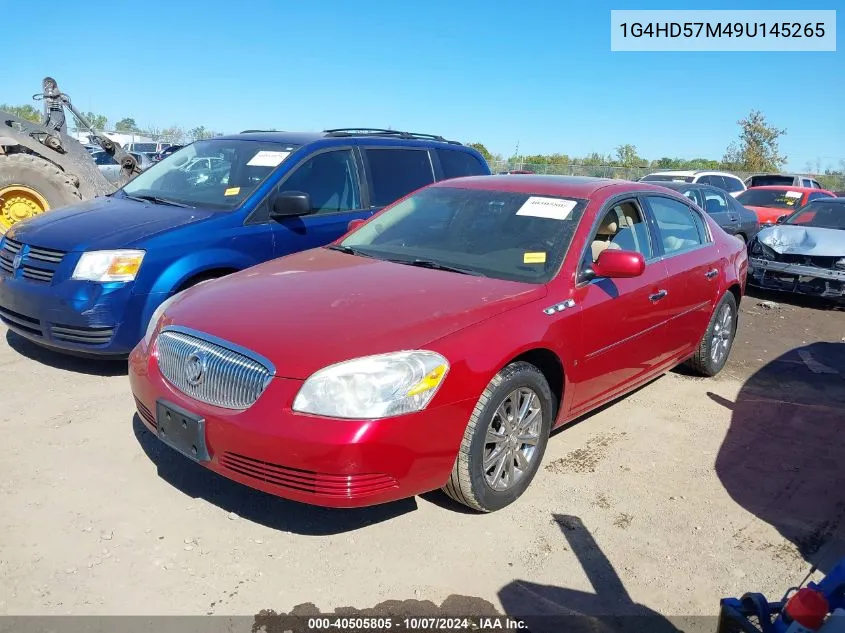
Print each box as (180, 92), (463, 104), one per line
(498, 515), (688, 633)
(745, 285), (844, 311)
(131, 415), (417, 535)
(712, 341), (845, 574)
(4, 330), (128, 376)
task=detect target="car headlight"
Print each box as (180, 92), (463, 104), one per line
(292, 350), (450, 419)
(143, 293), (180, 347)
(72, 250), (145, 282)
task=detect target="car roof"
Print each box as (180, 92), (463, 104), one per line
(213, 128), (469, 149)
(646, 181), (713, 191)
(645, 169), (736, 176)
(430, 174), (682, 198)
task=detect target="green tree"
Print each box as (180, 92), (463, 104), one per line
(1, 103), (42, 123)
(115, 117), (138, 132)
(467, 142), (492, 161)
(188, 126), (215, 141)
(722, 110), (786, 172)
(73, 111), (108, 131)
(614, 144), (645, 167)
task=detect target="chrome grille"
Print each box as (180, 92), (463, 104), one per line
(155, 327), (274, 410)
(0, 238), (66, 282)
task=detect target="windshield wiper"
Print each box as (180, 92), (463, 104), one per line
(125, 194), (194, 208)
(389, 258), (486, 277)
(325, 244), (376, 258)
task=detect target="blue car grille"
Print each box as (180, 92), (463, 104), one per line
(155, 327), (275, 410)
(0, 238), (67, 283)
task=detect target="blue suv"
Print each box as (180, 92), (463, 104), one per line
(0, 128), (490, 357)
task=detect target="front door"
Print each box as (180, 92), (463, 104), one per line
(570, 198), (673, 414)
(641, 194), (721, 360)
(701, 187), (739, 235)
(268, 147), (372, 256)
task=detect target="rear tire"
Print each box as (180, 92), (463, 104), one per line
(0, 154), (82, 234)
(442, 362), (553, 512)
(687, 291), (738, 377)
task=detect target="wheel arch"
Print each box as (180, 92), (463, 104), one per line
(503, 347), (566, 423)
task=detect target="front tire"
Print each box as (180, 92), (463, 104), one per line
(687, 291), (738, 377)
(442, 362), (553, 512)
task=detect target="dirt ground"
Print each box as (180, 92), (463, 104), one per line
(1, 286), (843, 624)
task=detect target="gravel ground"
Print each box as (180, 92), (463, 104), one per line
(0, 287), (843, 622)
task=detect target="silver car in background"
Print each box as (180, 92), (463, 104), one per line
(90, 150), (154, 184)
(748, 197), (845, 302)
(650, 181), (760, 245)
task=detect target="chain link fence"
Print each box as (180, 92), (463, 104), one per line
(488, 160), (845, 191)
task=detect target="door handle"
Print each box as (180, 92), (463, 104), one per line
(649, 289), (668, 302)
(705, 269), (718, 279)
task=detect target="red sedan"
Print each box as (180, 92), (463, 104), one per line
(735, 186), (836, 225)
(129, 176), (747, 512)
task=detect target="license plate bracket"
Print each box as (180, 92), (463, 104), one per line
(156, 400), (211, 463)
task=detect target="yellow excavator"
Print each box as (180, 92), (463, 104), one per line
(0, 77), (142, 235)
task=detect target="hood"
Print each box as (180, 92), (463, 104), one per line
(756, 225), (845, 257)
(746, 205), (788, 224)
(6, 196), (217, 251)
(163, 248), (547, 379)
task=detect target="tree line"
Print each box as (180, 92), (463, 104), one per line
(0, 104), (220, 143)
(468, 110), (844, 183)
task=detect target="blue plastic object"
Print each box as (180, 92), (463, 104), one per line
(718, 559), (845, 633)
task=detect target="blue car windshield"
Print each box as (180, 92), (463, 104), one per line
(121, 139), (300, 210)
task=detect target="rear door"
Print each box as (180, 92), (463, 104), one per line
(570, 197), (672, 413)
(641, 194), (721, 360)
(361, 146), (436, 213)
(701, 186), (739, 235)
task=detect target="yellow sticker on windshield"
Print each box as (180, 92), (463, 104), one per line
(524, 252), (547, 264)
(224, 187), (241, 196)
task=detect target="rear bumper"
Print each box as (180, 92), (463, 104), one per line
(0, 273), (163, 356)
(748, 258), (845, 298)
(129, 340), (476, 508)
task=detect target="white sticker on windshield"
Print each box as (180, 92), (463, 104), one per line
(784, 191), (802, 199)
(247, 151), (291, 167)
(516, 197), (577, 220)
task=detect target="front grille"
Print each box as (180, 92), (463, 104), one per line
(155, 328), (274, 410)
(50, 324), (115, 345)
(220, 452), (398, 499)
(0, 238), (66, 283)
(0, 305), (43, 336)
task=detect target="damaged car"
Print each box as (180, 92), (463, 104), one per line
(748, 197), (845, 301)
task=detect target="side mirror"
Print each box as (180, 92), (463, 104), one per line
(775, 214), (788, 224)
(591, 249), (646, 279)
(347, 218), (366, 232)
(270, 191), (313, 219)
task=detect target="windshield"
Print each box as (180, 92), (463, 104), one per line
(121, 139), (299, 210)
(641, 174), (694, 183)
(785, 201), (845, 230)
(736, 188), (804, 210)
(129, 143), (158, 153)
(339, 186), (588, 283)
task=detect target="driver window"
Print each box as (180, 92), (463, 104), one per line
(585, 200), (653, 268)
(279, 149), (360, 214)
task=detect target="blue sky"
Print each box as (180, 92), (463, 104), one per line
(2, 0), (842, 171)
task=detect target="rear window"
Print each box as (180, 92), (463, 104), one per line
(642, 174), (695, 183)
(747, 175), (795, 187)
(437, 149), (489, 179)
(365, 148), (435, 207)
(736, 189), (805, 210)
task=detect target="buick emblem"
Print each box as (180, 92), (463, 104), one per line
(185, 351), (208, 387)
(12, 252), (23, 270)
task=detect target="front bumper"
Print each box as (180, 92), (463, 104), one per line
(0, 272), (164, 356)
(129, 341), (476, 508)
(748, 257), (845, 298)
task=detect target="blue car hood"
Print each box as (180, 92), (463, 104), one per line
(6, 196), (217, 251)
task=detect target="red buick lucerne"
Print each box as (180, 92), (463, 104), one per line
(129, 175), (747, 512)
